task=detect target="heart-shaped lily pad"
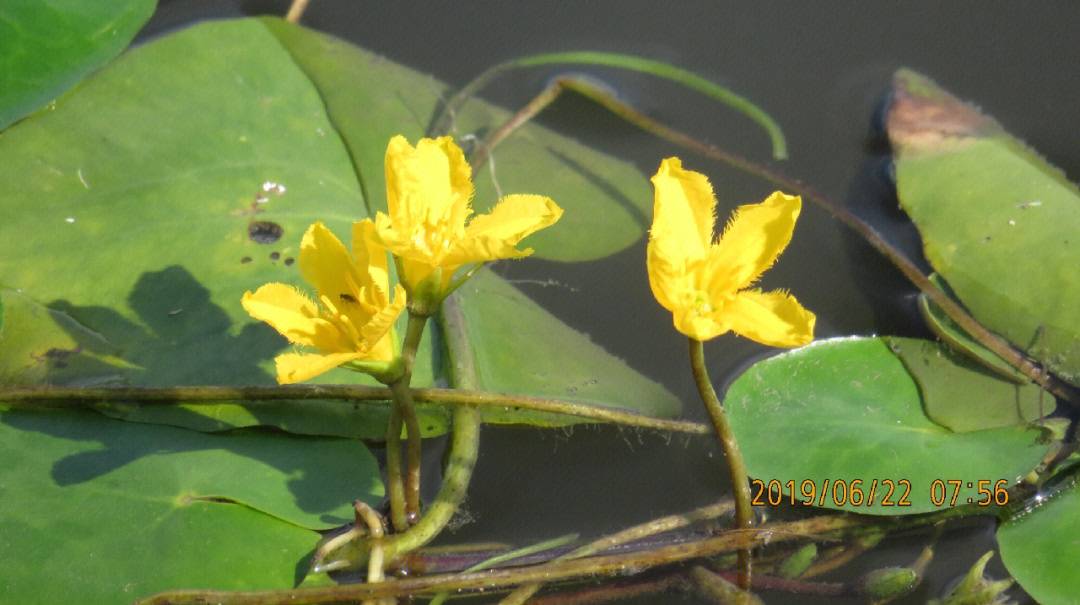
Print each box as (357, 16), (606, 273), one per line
(0, 407), (381, 604)
(726, 337), (1050, 514)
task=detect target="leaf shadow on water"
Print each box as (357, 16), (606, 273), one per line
(840, 155), (934, 338)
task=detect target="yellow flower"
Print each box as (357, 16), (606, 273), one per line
(647, 158), (815, 346)
(374, 135), (563, 307)
(242, 220), (407, 384)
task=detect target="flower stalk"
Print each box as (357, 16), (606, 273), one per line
(689, 338), (754, 588)
(385, 311), (430, 529)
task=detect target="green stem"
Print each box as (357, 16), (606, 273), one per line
(395, 311), (429, 524)
(526, 571), (689, 605)
(691, 566), (763, 604)
(385, 405), (408, 532)
(430, 534), (579, 605)
(389, 380), (422, 525)
(383, 311), (431, 531)
(0, 385), (709, 434)
(689, 338), (753, 589)
(383, 403), (480, 562)
(431, 51), (787, 159)
(400, 312), (429, 378)
(283, 0), (309, 23)
(697, 567), (848, 598)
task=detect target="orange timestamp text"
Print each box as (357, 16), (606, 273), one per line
(751, 478), (912, 507)
(750, 478), (1011, 508)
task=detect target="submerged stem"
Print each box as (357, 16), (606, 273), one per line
(499, 501), (734, 604)
(135, 514), (864, 605)
(689, 338), (753, 589)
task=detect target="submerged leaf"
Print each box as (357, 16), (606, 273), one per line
(887, 337), (1051, 432)
(918, 274), (1030, 383)
(449, 269), (682, 424)
(726, 337), (1049, 514)
(888, 69), (1080, 386)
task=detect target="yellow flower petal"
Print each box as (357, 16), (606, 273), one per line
(723, 289), (816, 347)
(372, 211), (438, 268)
(646, 243), (690, 314)
(384, 135), (473, 240)
(649, 157), (715, 264)
(274, 351), (365, 384)
(241, 284), (350, 352)
(360, 284), (407, 357)
(299, 222), (366, 306)
(376, 135), (562, 308)
(366, 331), (397, 364)
(710, 191), (801, 291)
(442, 194), (563, 266)
(351, 218), (391, 304)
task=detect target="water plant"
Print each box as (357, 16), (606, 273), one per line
(2, 2), (1078, 604)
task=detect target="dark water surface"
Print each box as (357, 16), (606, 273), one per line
(146, 2), (1080, 603)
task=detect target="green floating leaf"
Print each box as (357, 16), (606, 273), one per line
(0, 18), (442, 438)
(261, 17), (653, 262)
(888, 69), (1080, 386)
(0, 408), (382, 603)
(1, 17), (679, 433)
(998, 475), (1080, 605)
(888, 336), (1052, 432)
(726, 337), (1050, 514)
(450, 269), (682, 424)
(918, 274), (1030, 383)
(0, 0), (155, 130)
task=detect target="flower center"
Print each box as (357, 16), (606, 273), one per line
(410, 221), (453, 257)
(690, 290), (714, 315)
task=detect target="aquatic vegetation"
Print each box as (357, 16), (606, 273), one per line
(0, 2), (1078, 605)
